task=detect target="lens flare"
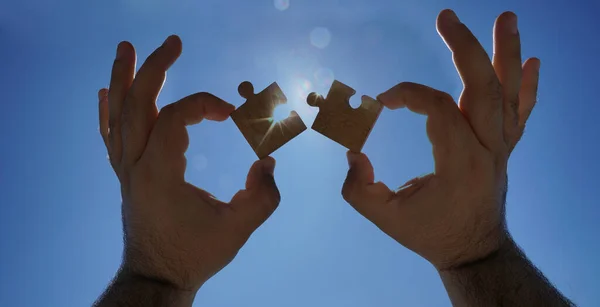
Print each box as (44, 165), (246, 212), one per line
(274, 0), (290, 11)
(310, 27), (332, 49)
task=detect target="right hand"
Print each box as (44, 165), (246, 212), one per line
(98, 35), (281, 292)
(341, 10), (540, 270)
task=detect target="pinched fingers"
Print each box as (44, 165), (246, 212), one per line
(377, 82), (477, 175)
(437, 9), (504, 153)
(144, 92), (235, 179)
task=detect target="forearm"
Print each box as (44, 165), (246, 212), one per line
(94, 267), (196, 307)
(439, 236), (574, 307)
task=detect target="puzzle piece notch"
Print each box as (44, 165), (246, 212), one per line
(231, 81), (307, 159)
(306, 80), (383, 152)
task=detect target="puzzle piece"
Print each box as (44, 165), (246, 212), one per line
(307, 80), (383, 152)
(231, 81), (307, 159)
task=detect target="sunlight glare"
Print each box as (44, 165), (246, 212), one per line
(295, 78), (313, 99)
(272, 103), (292, 123)
(289, 77), (317, 118)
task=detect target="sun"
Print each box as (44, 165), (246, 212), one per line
(271, 103), (292, 123)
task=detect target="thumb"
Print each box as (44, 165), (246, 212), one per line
(229, 157), (281, 232)
(245, 156), (277, 191)
(342, 152), (394, 220)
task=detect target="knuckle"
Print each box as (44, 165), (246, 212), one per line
(435, 91), (455, 104)
(487, 79), (503, 102)
(120, 105), (132, 126)
(507, 97), (519, 118)
(122, 92), (140, 113)
(159, 103), (179, 120)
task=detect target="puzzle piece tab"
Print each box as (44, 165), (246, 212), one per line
(307, 80), (383, 152)
(231, 81), (307, 159)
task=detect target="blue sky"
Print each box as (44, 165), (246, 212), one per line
(1, 0), (598, 306)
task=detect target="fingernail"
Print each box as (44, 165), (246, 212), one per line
(116, 41), (128, 60)
(262, 157), (276, 175)
(506, 13), (518, 35)
(442, 9), (460, 26)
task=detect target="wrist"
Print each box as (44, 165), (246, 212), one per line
(437, 234), (521, 280)
(115, 266), (198, 304)
(436, 235), (575, 307)
(123, 245), (210, 292)
(431, 225), (511, 272)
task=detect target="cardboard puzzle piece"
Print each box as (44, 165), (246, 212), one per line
(231, 81), (307, 159)
(306, 80), (383, 152)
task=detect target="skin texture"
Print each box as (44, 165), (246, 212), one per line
(439, 237), (575, 306)
(94, 35), (281, 306)
(342, 10), (573, 306)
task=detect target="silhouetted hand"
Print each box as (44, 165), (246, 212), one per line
(342, 10), (540, 270)
(98, 35), (280, 292)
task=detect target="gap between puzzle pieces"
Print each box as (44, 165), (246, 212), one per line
(230, 81), (307, 159)
(307, 80), (383, 152)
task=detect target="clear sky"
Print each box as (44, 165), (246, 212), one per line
(1, 0), (598, 306)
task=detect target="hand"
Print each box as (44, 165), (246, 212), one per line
(341, 10), (540, 270)
(98, 35), (280, 292)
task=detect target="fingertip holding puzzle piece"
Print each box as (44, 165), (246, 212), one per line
(230, 80), (383, 158)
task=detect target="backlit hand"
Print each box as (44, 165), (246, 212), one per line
(98, 35), (280, 292)
(342, 10), (540, 270)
